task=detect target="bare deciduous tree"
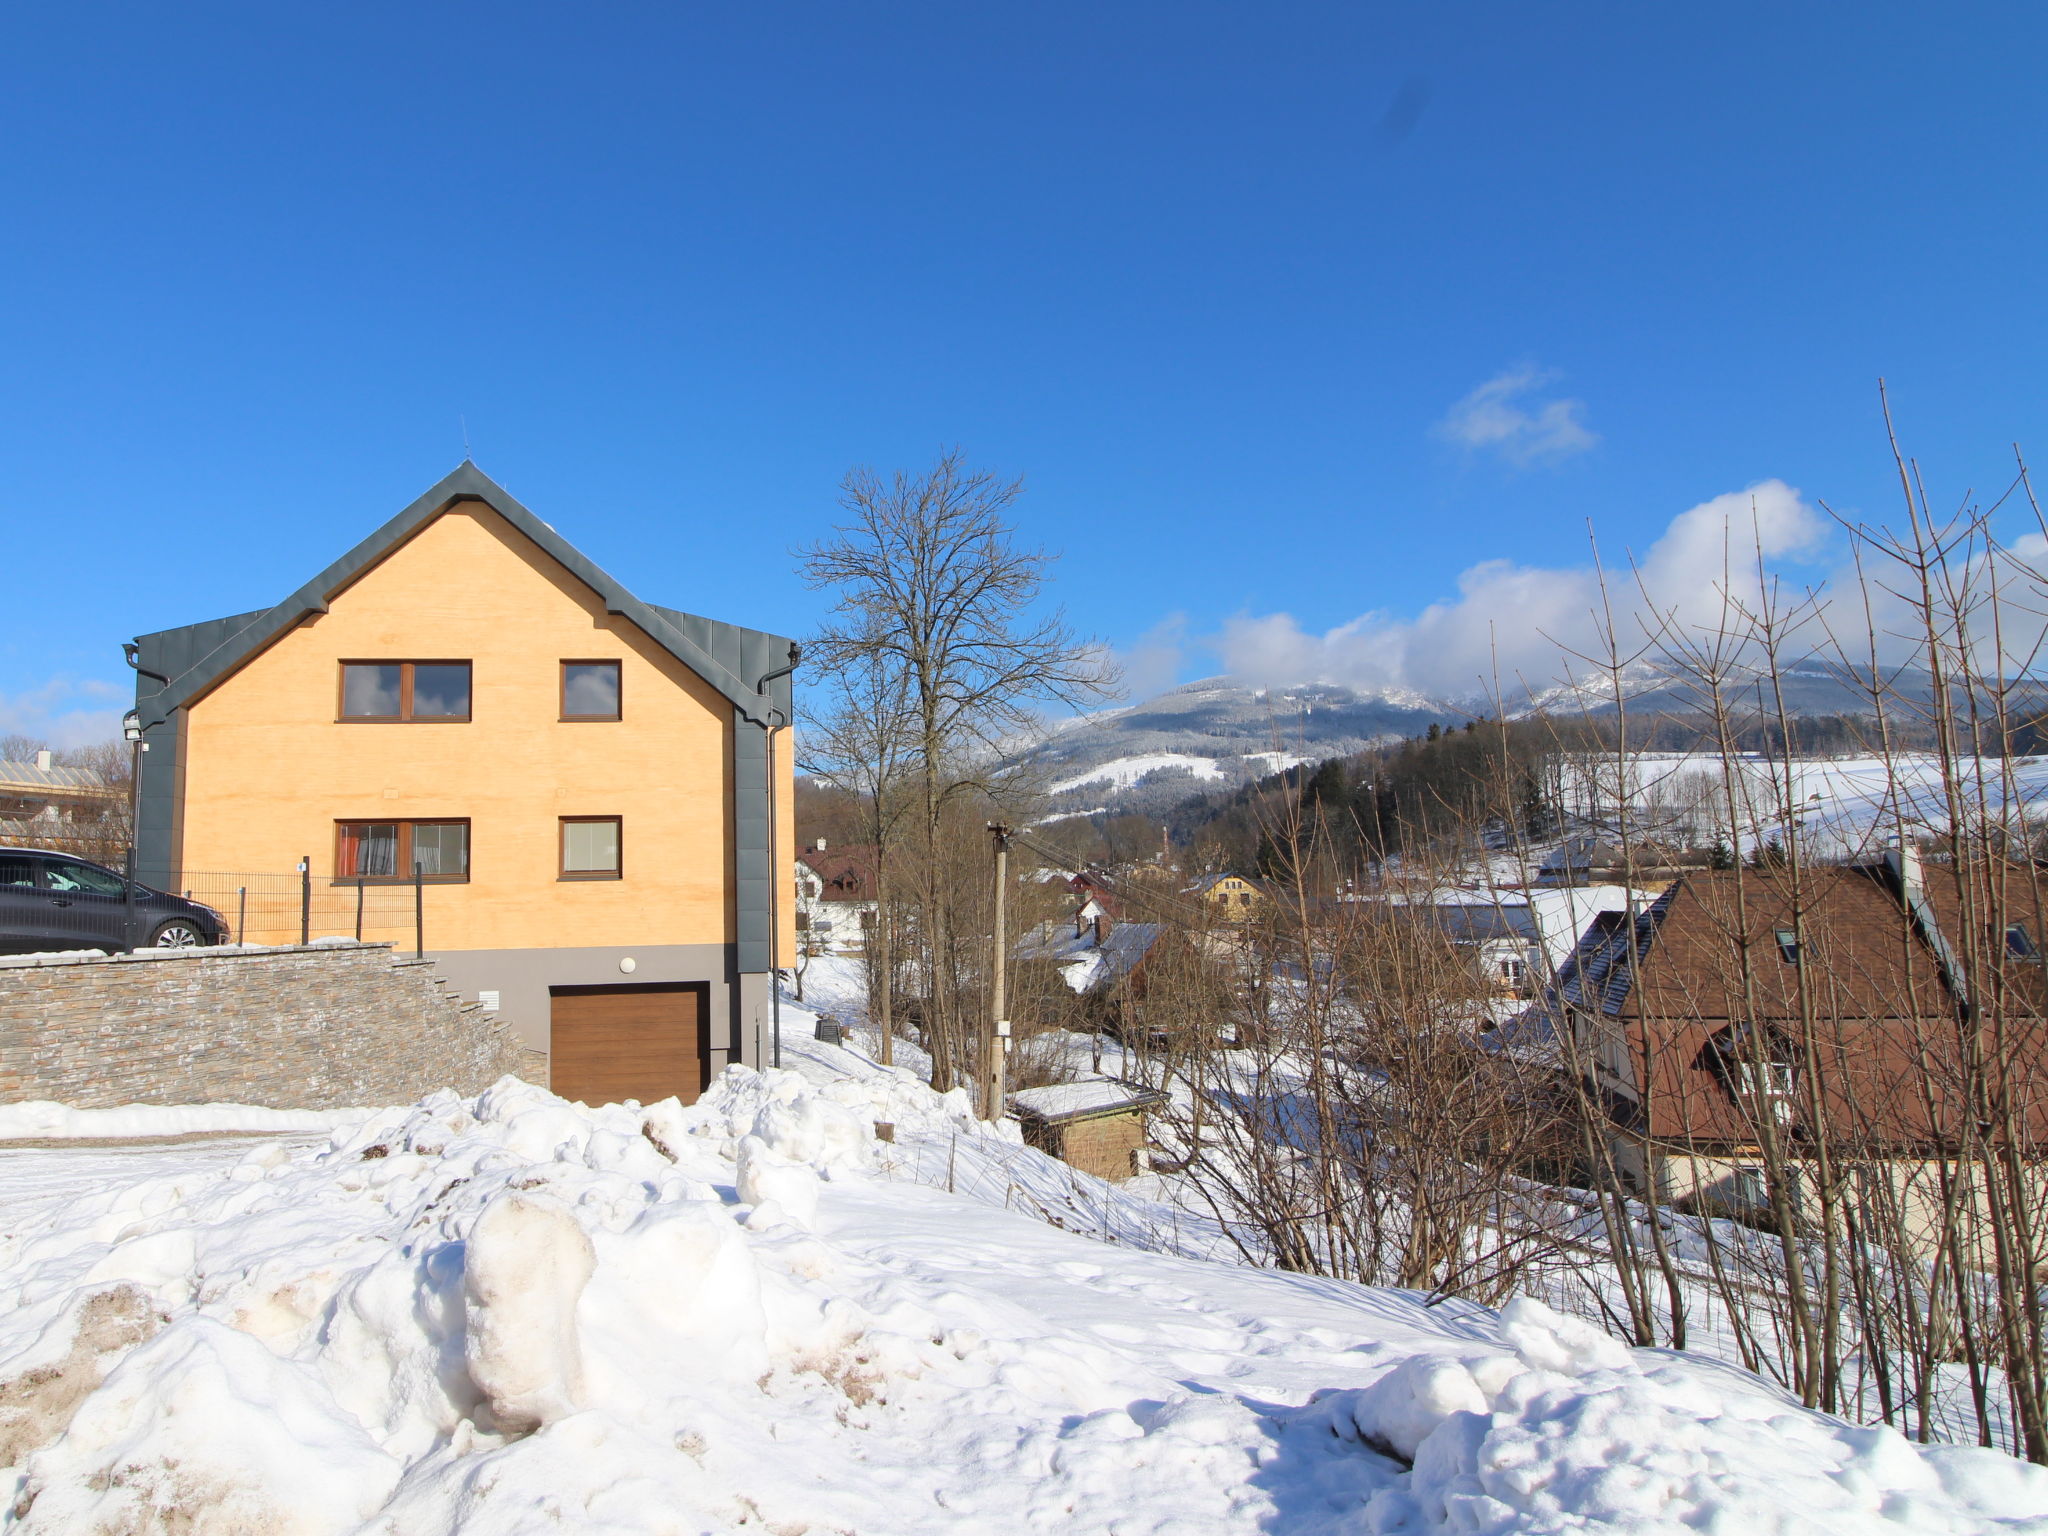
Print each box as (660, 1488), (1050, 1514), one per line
(799, 450), (1115, 1090)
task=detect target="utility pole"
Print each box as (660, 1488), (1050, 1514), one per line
(987, 822), (1012, 1122)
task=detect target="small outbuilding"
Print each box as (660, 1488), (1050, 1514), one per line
(1009, 1078), (1168, 1182)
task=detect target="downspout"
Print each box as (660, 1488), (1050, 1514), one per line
(753, 643), (801, 1070)
(122, 643), (172, 906)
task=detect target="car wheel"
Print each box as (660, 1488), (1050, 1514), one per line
(149, 920), (207, 948)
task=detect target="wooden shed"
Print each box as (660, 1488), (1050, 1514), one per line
(1009, 1078), (1168, 1182)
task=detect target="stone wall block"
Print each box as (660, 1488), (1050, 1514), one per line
(0, 943), (535, 1109)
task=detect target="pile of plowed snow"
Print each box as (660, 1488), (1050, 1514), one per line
(1, 1067), (2043, 1534)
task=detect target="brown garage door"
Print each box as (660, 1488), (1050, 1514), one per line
(549, 983), (706, 1107)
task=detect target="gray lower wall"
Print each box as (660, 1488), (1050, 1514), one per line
(0, 942), (540, 1109)
(427, 942), (770, 1073)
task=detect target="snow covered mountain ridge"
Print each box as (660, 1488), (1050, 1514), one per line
(1013, 662), (2002, 817)
(0, 1067), (2041, 1533)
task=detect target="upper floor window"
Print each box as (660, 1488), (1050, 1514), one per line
(337, 819), (470, 882)
(561, 660), (621, 721)
(340, 662), (472, 722)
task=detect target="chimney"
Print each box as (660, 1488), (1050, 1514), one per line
(1075, 910), (1087, 939)
(1094, 913), (1112, 945)
(1898, 841), (1924, 899)
(814, 837), (826, 852)
(34, 749), (52, 772)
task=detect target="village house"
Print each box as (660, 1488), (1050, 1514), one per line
(126, 463), (795, 1107)
(1014, 894), (1171, 1035)
(1537, 850), (2048, 1256)
(1185, 871), (1264, 922)
(793, 839), (876, 955)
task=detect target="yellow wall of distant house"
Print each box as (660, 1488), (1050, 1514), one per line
(176, 503), (791, 960)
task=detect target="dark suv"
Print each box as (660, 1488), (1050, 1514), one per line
(0, 849), (228, 954)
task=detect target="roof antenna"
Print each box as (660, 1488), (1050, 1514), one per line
(460, 414), (472, 463)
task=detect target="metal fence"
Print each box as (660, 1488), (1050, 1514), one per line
(168, 868), (432, 954)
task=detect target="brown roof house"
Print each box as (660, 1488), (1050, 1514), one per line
(1537, 848), (2048, 1257)
(794, 840), (877, 955)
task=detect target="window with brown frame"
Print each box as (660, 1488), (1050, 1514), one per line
(560, 816), (622, 880)
(339, 662), (472, 722)
(335, 820), (470, 882)
(560, 660), (621, 721)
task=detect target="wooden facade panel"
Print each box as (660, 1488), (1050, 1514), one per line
(549, 983), (705, 1107)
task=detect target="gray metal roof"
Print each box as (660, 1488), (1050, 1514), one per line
(1415, 904), (1541, 945)
(130, 462), (796, 729)
(0, 761), (110, 794)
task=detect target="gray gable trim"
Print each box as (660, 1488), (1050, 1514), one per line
(130, 462), (796, 728)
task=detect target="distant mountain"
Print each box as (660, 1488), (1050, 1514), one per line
(1014, 663), (2033, 819)
(1016, 678), (1449, 819)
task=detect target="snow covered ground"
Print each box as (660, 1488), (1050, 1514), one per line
(2, 1058), (2046, 1531)
(1049, 752), (1231, 796)
(1558, 751), (2048, 860)
(0, 1101), (364, 1141)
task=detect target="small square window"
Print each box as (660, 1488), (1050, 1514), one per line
(2007, 923), (2036, 958)
(340, 662), (471, 722)
(561, 816), (622, 879)
(561, 661), (621, 721)
(1774, 928), (1801, 963)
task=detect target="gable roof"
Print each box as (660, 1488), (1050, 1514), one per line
(797, 844), (878, 902)
(131, 462), (796, 728)
(1529, 863), (2048, 1148)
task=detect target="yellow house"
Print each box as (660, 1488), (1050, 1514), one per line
(1186, 873), (1263, 922)
(127, 464), (795, 1106)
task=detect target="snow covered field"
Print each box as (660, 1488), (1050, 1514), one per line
(1049, 753), (1231, 796)
(2, 1056), (2045, 1532)
(1557, 751), (2048, 860)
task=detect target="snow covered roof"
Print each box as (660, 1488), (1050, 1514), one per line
(1009, 1077), (1167, 1124)
(1417, 905), (1539, 946)
(1015, 919), (1164, 994)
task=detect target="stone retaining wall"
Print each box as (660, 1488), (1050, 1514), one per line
(0, 942), (545, 1109)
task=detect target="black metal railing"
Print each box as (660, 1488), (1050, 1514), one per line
(155, 863), (433, 955)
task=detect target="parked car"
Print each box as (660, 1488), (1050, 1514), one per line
(0, 848), (228, 954)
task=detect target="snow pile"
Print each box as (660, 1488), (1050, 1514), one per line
(1309, 1298), (2045, 1534)
(0, 1100), (365, 1141)
(0, 1071), (2041, 1533)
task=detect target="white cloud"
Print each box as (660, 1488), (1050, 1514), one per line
(0, 677), (127, 750)
(1213, 479), (1827, 700)
(1437, 365), (1598, 467)
(1110, 614), (1191, 704)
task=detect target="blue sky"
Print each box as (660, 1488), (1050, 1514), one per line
(3, 4), (2044, 741)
